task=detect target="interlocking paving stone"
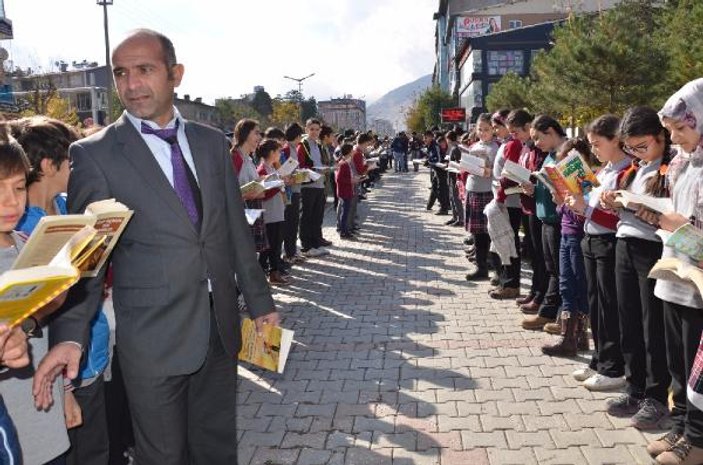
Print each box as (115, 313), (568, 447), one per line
(235, 171), (652, 464)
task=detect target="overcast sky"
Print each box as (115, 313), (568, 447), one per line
(4, 0), (436, 104)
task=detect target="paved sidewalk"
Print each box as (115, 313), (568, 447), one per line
(237, 170), (659, 465)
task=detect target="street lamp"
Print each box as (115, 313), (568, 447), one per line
(283, 73), (315, 96)
(97, 0), (113, 124)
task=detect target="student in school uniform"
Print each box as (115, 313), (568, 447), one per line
(601, 107), (673, 430)
(335, 144), (356, 239)
(646, 79), (703, 465)
(445, 131), (464, 227)
(281, 123), (306, 265)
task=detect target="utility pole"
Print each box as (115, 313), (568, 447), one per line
(97, 0), (113, 124)
(283, 73), (315, 96)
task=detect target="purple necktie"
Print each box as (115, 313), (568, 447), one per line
(141, 121), (201, 228)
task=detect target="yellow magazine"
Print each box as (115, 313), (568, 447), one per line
(238, 318), (294, 374)
(0, 225), (97, 328)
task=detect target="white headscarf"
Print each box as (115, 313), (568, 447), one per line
(659, 78), (703, 143)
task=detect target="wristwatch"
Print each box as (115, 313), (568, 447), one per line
(21, 316), (42, 338)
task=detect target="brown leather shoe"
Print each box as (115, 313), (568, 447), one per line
(516, 294), (534, 305)
(489, 287), (519, 300)
(522, 316), (555, 330)
(520, 300), (540, 314)
(543, 321), (562, 335)
(647, 431), (682, 458)
(656, 437), (703, 464)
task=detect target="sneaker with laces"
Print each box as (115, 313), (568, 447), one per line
(572, 367), (596, 382)
(606, 393), (641, 417)
(582, 373), (626, 391)
(655, 437), (703, 465)
(631, 398), (670, 430)
(647, 431), (683, 458)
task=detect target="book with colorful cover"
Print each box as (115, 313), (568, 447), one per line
(556, 150), (600, 194)
(238, 318), (294, 374)
(658, 224), (703, 261)
(0, 225), (98, 328)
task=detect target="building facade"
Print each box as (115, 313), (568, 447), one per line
(318, 97), (367, 132)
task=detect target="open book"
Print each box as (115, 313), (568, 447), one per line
(240, 179), (285, 197)
(501, 160), (532, 185)
(613, 190), (674, 214)
(0, 225), (97, 328)
(649, 257), (703, 297)
(657, 224), (703, 261)
(533, 151), (600, 198)
(13, 199), (133, 278)
(277, 157), (299, 177)
(238, 318), (294, 374)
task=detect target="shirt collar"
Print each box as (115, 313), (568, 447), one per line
(125, 106), (184, 133)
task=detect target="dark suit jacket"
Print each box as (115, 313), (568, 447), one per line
(50, 114), (275, 377)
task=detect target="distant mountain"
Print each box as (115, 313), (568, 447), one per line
(367, 74), (432, 131)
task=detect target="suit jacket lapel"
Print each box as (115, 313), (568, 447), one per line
(185, 122), (211, 234)
(114, 115), (197, 233)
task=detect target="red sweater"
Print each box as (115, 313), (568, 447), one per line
(351, 147), (368, 175)
(231, 148), (245, 174)
(336, 160), (354, 199)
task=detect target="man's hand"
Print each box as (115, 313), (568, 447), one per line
(254, 311), (280, 335)
(64, 390), (83, 429)
(32, 343), (82, 410)
(0, 326), (29, 369)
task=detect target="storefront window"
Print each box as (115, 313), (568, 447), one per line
(487, 50), (524, 76)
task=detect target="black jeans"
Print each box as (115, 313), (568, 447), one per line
(283, 192), (301, 258)
(300, 188), (326, 250)
(474, 233), (490, 271)
(582, 234), (624, 377)
(259, 221), (284, 272)
(500, 207), (522, 289)
(664, 301), (703, 447)
(615, 237), (669, 403)
(527, 215), (546, 304)
(538, 222), (561, 319)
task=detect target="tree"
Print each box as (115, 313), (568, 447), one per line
(300, 97), (318, 122)
(485, 72), (534, 113)
(271, 100), (300, 127)
(658, 0), (703, 91)
(20, 81), (80, 126)
(250, 88), (273, 118)
(215, 98), (261, 131)
(527, 0), (669, 129)
(404, 85), (454, 132)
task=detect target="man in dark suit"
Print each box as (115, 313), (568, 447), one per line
(33, 29), (278, 464)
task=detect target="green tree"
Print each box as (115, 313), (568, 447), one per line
(300, 97), (318, 122)
(658, 0), (703, 91)
(215, 98), (261, 131)
(271, 99), (300, 127)
(485, 72), (534, 113)
(250, 88), (273, 118)
(404, 85), (454, 132)
(528, 0), (669, 129)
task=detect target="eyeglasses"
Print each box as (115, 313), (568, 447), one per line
(623, 140), (653, 155)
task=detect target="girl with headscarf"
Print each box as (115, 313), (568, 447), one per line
(646, 78), (703, 465)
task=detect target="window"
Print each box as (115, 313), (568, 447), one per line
(486, 50), (524, 76)
(508, 20), (523, 29)
(76, 92), (92, 112)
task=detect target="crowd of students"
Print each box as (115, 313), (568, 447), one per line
(423, 78), (703, 465)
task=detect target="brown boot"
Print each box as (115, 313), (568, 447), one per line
(522, 315), (554, 330)
(489, 287), (519, 300)
(542, 311), (578, 357)
(520, 300), (540, 314)
(647, 431), (682, 458)
(516, 294), (534, 305)
(268, 271), (289, 286)
(656, 437), (703, 464)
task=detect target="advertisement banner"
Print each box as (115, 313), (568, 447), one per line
(456, 16), (501, 38)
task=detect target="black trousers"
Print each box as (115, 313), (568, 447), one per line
(527, 215), (547, 304)
(615, 237), (669, 403)
(283, 192), (301, 258)
(259, 221), (284, 272)
(105, 351), (134, 465)
(300, 188), (326, 250)
(435, 168), (450, 211)
(582, 234), (624, 377)
(474, 233), (490, 271)
(664, 301), (703, 447)
(448, 173), (462, 222)
(500, 207), (522, 289)
(121, 312), (238, 465)
(66, 375), (109, 465)
(538, 222), (561, 319)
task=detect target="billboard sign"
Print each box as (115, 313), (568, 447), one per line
(456, 16), (501, 38)
(441, 108), (466, 123)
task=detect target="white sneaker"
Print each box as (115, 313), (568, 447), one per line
(582, 373), (626, 391)
(572, 367), (596, 382)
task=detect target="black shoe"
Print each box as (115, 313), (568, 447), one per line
(466, 269), (489, 281)
(445, 218), (456, 225)
(435, 210), (450, 216)
(319, 239), (333, 247)
(452, 221), (464, 227)
(463, 235), (475, 246)
(490, 275), (500, 286)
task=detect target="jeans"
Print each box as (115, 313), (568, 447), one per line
(615, 237), (669, 403)
(558, 233), (588, 315)
(337, 198), (352, 235)
(393, 151), (404, 172)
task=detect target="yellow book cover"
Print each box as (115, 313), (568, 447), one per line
(238, 318), (294, 374)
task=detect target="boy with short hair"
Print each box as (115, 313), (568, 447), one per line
(335, 144), (356, 239)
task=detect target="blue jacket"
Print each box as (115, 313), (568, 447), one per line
(17, 194), (110, 382)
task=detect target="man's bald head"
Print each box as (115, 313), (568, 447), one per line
(113, 29), (178, 80)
